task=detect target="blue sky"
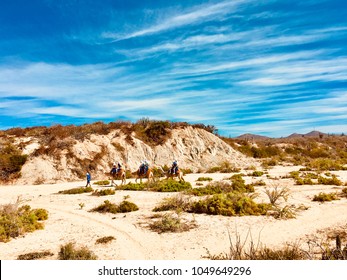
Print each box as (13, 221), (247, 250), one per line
(1, 0), (347, 137)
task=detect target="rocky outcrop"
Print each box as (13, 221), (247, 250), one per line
(14, 127), (257, 184)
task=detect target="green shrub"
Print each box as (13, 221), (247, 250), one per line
(117, 182), (146, 191)
(117, 200), (139, 212)
(189, 193), (270, 216)
(306, 159), (344, 171)
(58, 186), (94, 194)
(93, 180), (110, 186)
(120, 180), (192, 192)
(151, 179), (192, 192)
(313, 192), (339, 202)
(91, 200), (139, 214)
(0, 202), (48, 242)
(58, 242), (97, 260)
(196, 177), (213, 181)
(92, 189), (115, 196)
(206, 161), (240, 173)
(187, 181), (233, 196)
(33, 208), (49, 220)
(134, 119), (172, 146)
(230, 174), (255, 193)
(318, 176), (342, 186)
(251, 171), (264, 177)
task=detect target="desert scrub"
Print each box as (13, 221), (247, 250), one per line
(317, 175), (342, 186)
(0, 142), (28, 182)
(91, 200), (138, 214)
(306, 158), (345, 171)
(206, 161), (240, 173)
(95, 236), (116, 244)
(189, 193), (270, 216)
(269, 205), (297, 220)
(229, 174), (255, 193)
(17, 250), (54, 260)
(153, 194), (191, 212)
(58, 186), (94, 194)
(250, 171), (264, 177)
(0, 201), (48, 242)
(341, 188), (347, 198)
(93, 180), (110, 186)
(92, 188), (115, 196)
(204, 229), (306, 260)
(148, 212), (197, 234)
(58, 242), (97, 260)
(196, 177), (213, 181)
(252, 180), (266, 186)
(119, 180), (192, 192)
(187, 181), (233, 196)
(264, 186), (290, 206)
(118, 182), (146, 191)
(313, 192), (339, 202)
(149, 179), (192, 192)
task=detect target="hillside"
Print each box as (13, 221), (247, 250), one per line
(0, 121), (256, 184)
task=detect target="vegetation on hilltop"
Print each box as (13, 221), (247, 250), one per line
(223, 133), (347, 170)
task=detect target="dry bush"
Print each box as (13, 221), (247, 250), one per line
(269, 205), (297, 220)
(0, 143), (28, 182)
(189, 193), (270, 216)
(206, 161), (240, 173)
(148, 212), (197, 234)
(93, 180), (110, 186)
(0, 198), (48, 242)
(58, 186), (94, 194)
(196, 177), (213, 181)
(17, 250), (54, 260)
(204, 229), (306, 260)
(92, 188), (115, 196)
(91, 199), (139, 214)
(153, 194), (191, 212)
(95, 236), (116, 244)
(119, 179), (192, 192)
(58, 242), (97, 260)
(264, 186), (290, 205)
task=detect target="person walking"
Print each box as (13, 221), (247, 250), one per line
(86, 171), (91, 187)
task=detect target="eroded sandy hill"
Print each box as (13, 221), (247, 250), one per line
(14, 127), (257, 184)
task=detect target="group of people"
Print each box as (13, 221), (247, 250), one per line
(86, 159), (180, 186)
(86, 159), (178, 187)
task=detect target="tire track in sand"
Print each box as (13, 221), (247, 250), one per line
(34, 203), (150, 259)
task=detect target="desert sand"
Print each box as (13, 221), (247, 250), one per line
(1, 166), (347, 260)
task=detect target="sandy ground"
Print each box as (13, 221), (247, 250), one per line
(1, 166), (347, 260)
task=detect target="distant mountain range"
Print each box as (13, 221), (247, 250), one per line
(235, 130), (329, 140)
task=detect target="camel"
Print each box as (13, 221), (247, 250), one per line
(165, 168), (185, 181)
(109, 168), (126, 186)
(155, 165), (185, 182)
(134, 167), (154, 183)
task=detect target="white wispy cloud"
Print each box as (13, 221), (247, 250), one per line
(102, 0), (251, 42)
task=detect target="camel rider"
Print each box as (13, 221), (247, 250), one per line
(171, 160), (179, 174)
(110, 163), (117, 175)
(111, 161), (122, 175)
(116, 161), (122, 172)
(139, 159), (149, 175)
